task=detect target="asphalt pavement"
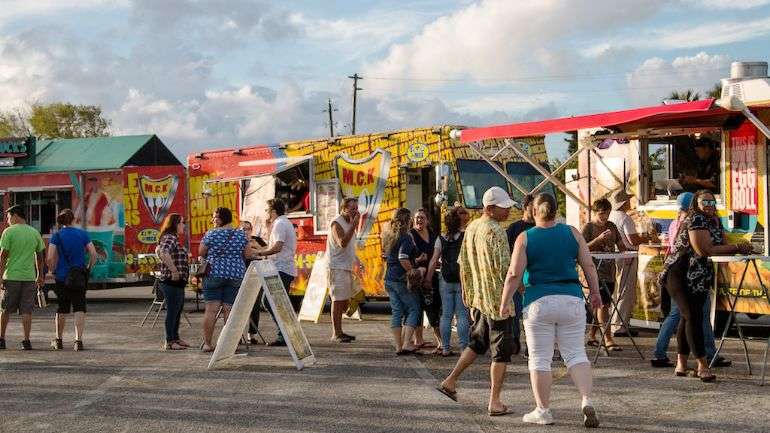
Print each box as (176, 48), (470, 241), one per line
(0, 287), (769, 433)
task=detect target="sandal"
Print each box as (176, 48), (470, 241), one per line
(436, 384), (458, 402)
(606, 344), (623, 352)
(175, 339), (190, 347)
(418, 342), (436, 349)
(164, 341), (186, 351)
(675, 368), (695, 377)
(488, 405), (513, 417)
(200, 343), (215, 353)
(586, 339), (600, 347)
(697, 369), (717, 382)
(431, 347), (443, 355)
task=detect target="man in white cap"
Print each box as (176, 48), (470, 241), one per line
(608, 190), (654, 337)
(437, 186), (516, 417)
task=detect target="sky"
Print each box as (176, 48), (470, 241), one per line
(2, 0), (770, 161)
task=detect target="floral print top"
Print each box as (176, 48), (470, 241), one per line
(659, 213), (724, 294)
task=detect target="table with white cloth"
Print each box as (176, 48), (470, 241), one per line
(588, 251), (644, 363)
(708, 255), (770, 385)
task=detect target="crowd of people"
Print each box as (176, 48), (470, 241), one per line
(0, 179), (754, 428)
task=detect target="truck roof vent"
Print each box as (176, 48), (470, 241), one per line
(720, 61), (770, 106)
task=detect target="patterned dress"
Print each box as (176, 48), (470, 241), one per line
(658, 213), (724, 294)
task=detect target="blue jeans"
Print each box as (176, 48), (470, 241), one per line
(385, 279), (421, 329)
(159, 282), (185, 343)
(439, 278), (470, 350)
(203, 277), (241, 305)
(654, 294), (717, 360)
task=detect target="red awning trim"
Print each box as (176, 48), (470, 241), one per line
(459, 99), (721, 143)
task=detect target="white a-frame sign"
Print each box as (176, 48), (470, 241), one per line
(208, 260), (316, 371)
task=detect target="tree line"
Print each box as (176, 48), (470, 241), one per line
(0, 103), (111, 139)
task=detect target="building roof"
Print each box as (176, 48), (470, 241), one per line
(0, 134), (182, 174)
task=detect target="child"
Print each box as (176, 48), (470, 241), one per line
(581, 198), (627, 350)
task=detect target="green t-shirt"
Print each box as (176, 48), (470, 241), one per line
(0, 224), (45, 281)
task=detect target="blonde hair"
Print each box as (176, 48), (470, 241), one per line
(382, 208), (412, 255)
(534, 192), (557, 221)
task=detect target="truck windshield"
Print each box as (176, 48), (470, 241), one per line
(456, 159), (509, 208)
(505, 162), (555, 203)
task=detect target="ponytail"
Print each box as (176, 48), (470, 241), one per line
(534, 193), (557, 221)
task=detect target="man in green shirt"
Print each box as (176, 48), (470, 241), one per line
(437, 186), (515, 417)
(0, 205), (45, 350)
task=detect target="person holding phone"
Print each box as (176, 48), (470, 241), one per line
(581, 198), (626, 351)
(252, 199), (297, 346)
(326, 197), (360, 343)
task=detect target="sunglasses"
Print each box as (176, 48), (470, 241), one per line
(700, 199), (717, 206)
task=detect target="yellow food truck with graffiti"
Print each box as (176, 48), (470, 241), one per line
(187, 126), (549, 297)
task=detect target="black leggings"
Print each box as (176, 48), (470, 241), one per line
(665, 260), (709, 358)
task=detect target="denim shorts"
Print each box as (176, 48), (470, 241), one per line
(203, 277), (242, 305)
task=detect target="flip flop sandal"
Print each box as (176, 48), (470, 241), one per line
(586, 339), (600, 347)
(418, 342), (436, 349)
(606, 344), (623, 352)
(436, 385), (458, 402)
(675, 368), (696, 377)
(488, 405), (513, 417)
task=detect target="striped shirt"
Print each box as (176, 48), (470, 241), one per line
(459, 215), (512, 320)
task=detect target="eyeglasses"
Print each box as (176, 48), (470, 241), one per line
(700, 199), (717, 206)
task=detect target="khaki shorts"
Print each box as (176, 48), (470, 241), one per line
(1, 280), (37, 315)
(328, 269), (354, 301)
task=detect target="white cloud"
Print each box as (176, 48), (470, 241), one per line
(685, 0), (770, 9)
(364, 0), (666, 86)
(0, 0), (126, 23)
(625, 52), (731, 104)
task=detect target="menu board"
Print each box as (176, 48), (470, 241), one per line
(314, 180), (339, 235)
(209, 260), (316, 370)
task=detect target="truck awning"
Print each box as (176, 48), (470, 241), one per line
(458, 99), (731, 143)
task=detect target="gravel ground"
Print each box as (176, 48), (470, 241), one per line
(0, 288), (768, 433)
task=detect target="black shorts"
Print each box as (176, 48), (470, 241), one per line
(468, 308), (514, 363)
(598, 280), (615, 306)
(54, 280), (87, 314)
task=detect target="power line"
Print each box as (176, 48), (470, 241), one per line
(364, 65), (733, 84)
(322, 98), (338, 137)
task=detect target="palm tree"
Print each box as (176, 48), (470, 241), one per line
(666, 89), (701, 102)
(706, 82), (722, 99)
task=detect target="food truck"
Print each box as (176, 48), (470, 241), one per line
(0, 134), (186, 285)
(452, 61), (770, 327)
(187, 126), (551, 297)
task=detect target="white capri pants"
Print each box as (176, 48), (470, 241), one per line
(523, 295), (589, 372)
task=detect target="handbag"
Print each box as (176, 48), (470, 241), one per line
(54, 231), (89, 289)
(195, 229), (236, 278)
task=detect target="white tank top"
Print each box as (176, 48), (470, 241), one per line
(327, 215), (356, 270)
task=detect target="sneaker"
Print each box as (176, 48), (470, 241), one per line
(340, 333), (356, 341)
(20, 340), (32, 350)
(582, 405), (600, 428)
(331, 335), (353, 343)
(522, 407), (554, 425)
(73, 340), (84, 351)
(0, 338), (5, 350)
(50, 339), (63, 350)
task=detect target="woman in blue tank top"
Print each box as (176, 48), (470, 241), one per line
(500, 193), (602, 428)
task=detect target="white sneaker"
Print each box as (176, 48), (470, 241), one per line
(582, 405), (600, 428)
(522, 407), (554, 425)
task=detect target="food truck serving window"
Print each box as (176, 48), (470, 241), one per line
(11, 190), (72, 235)
(641, 132), (723, 204)
(456, 159), (509, 208)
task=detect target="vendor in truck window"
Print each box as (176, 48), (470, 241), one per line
(680, 138), (720, 193)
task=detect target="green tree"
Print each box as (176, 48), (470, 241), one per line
(29, 103), (110, 138)
(707, 82), (722, 99)
(667, 89), (701, 102)
(0, 103), (111, 139)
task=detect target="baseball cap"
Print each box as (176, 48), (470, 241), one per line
(482, 186), (515, 208)
(610, 190), (632, 210)
(676, 192), (694, 211)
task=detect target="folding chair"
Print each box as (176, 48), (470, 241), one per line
(139, 282), (193, 328)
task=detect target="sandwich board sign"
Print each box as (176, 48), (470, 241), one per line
(298, 251), (363, 322)
(208, 260), (316, 371)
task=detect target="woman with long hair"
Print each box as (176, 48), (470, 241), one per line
(156, 213), (190, 350)
(659, 189), (751, 382)
(198, 207), (249, 352)
(426, 207), (469, 356)
(501, 193), (602, 427)
(410, 208), (441, 351)
(382, 208), (422, 355)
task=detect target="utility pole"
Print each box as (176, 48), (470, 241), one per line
(348, 73), (362, 135)
(322, 98), (338, 137)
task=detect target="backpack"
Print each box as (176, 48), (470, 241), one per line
(439, 233), (463, 283)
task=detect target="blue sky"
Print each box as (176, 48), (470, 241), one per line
(1, 0), (770, 160)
